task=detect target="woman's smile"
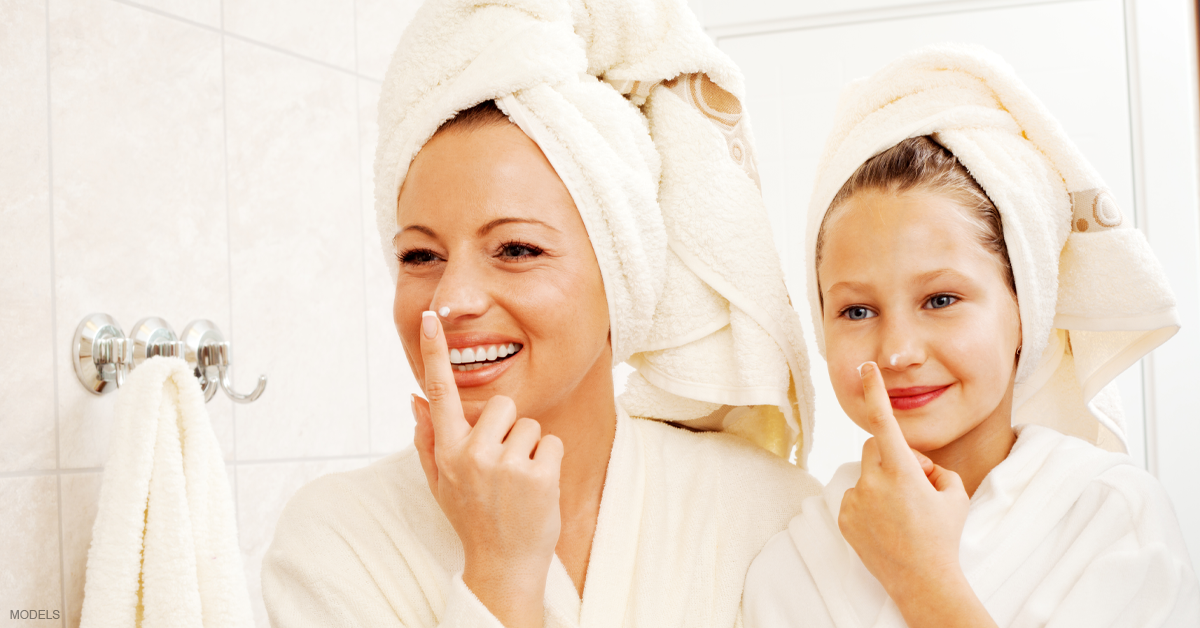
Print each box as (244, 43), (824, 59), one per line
(445, 332), (525, 386)
(887, 384), (951, 411)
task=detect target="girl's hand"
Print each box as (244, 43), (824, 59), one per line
(412, 312), (562, 628)
(839, 362), (995, 628)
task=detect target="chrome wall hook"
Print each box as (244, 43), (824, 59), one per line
(181, 319), (268, 404)
(73, 314), (267, 404)
(73, 313), (130, 394)
(131, 317), (184, 364)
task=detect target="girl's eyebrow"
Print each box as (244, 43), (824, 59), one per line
(824, 280), (872, 296)
(914, 268), (969, 285)
(825, 269), (968, 295)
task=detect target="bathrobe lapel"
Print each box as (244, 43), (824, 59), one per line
(791, 426), (1136, 628)
(545, 407), (646, 627)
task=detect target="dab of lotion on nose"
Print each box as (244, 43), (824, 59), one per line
(438, 307), (450, 318)
(889, 354), (900, 367)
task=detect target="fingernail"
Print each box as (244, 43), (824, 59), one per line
(858, 361), (875, 378)
(421, 311), (438, 338)
(410, 394), (417, 419)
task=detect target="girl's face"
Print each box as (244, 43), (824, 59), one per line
(817, 190), (1021, 454)
(393, 122), (611, 424)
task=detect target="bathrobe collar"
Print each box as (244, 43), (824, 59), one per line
(544, 403), (646, 626)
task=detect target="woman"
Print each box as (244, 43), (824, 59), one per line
(262, 0), (821, 626)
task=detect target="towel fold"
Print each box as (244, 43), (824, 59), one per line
(374, 0), (814, 459)
(804, 44), (1179, 450)
(79, 357), (253, 628)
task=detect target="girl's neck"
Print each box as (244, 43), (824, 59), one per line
(923, 394), (1017, 497)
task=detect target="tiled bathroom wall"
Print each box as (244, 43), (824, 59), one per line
(0, 0), (422, 624)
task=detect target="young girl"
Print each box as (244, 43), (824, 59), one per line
(743, 45), (1200, 627)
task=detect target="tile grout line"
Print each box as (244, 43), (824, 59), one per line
(709, 0), (1084, 42)
(218, 0), (240, 523)
(0, 467), (104, 479)
(352, 0), (375, 457)
(103, 0), (383, 84)
(233, 454), (380, 466)
(44, 0), (68, 622)
(0, 455), (384, 480)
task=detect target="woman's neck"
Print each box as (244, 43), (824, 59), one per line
(923, 393), (1016, 497)
(537, 356), (618, 597)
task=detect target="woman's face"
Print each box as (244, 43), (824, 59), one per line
(394, 121), (611, 424)
(817, 190), (1021, 454)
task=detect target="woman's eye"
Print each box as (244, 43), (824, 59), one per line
(843, 306), (875, 321)
(927, 294), (958, 309)
(497, 242), (543, 260)
(398, 249), (440, 266)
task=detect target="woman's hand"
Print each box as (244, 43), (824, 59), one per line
(838, 362), (996, 628)
(411, 311), (563, 628)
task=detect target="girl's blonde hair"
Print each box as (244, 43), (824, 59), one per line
(814, 135), (1016, 305)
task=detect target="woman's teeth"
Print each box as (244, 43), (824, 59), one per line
(450, 344), (521, 371)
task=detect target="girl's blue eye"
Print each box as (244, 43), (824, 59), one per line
(844, 306), (875, 321)
(927, 294), (958, 309)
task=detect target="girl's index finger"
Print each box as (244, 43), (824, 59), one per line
(419, 311), (471, 446)
(857, 361), (915, 471)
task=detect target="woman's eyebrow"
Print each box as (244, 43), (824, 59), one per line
(393, 225), (436, 244)
(477, 217), (559, 236)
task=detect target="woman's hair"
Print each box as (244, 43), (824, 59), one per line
(436, 100), (510, 136)
(815, 136), (1016, 300)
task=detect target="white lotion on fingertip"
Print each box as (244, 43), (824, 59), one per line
(438, 306), (450, 317)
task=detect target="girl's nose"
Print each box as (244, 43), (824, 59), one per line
(879, 318), (925, 370)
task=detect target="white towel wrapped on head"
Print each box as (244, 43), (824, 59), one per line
(804, 43), (1179, 451)
(374, 0), (814, 459)
(79, 357), (252, 628)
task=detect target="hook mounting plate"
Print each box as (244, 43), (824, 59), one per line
(73, 313), (124, 395)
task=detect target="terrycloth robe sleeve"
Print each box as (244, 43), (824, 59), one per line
(261, 470), (507, 628)
(1025, 465), (1200, 627)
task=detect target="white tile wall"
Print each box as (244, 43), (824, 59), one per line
(0, 0), (56, 474)
(224, 37), (368, 460)
(0, 0), (412, 623)
(224, 0), (356, 69)
(0, 476), (61, 622)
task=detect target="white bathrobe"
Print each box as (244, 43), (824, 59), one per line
(743, 425), (1200, 628)
(263, 407), (821, 627)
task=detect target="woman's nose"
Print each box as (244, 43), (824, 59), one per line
(428, 258), (490, 322)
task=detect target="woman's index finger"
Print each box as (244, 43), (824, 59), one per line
(857, 361), (914, 470)
(419, 311), (470, 445)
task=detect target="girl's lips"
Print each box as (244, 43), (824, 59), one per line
(888, 384), (950, 411)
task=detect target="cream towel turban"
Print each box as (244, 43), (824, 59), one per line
(805, 44), (1179, 452)
(374, 0), (814, 460)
